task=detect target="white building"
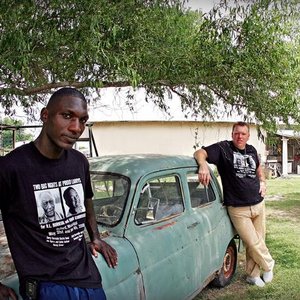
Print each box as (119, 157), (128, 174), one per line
(81, 88), (267, 161)
(86, 120), (266, 160)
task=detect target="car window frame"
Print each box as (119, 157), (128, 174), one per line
(134, 173), (185, 226)
(186, 172), (216, 208)
(90, 171), (131, 227)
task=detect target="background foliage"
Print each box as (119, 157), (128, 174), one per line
(0, 117), (33, 149)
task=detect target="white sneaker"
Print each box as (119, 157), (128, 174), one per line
(246, 276), (265, 287)
(263, 260), (275, 283)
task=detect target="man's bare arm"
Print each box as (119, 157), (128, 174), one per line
(194, 149), (211, 186)
(85, 198), (118, 268)
(257, 165), (267, 197)
(0, 282), (18, 300)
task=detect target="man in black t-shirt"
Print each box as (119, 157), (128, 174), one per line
(0, 88), (118, 300)
(194, 122), (274, 288)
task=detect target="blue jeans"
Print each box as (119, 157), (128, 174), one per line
(23, 282), (106, 300)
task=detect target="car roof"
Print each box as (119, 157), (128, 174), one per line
(89, 154), (198, 178)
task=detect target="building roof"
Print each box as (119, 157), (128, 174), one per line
(88, 87), (254, 123)
(277, 129), (300, 138)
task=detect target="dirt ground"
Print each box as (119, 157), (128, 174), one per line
(193, 253), (248, 300)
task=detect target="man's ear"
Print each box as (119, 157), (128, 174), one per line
(40, 108), (48, 123)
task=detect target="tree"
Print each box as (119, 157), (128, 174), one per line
(0, 0), (299, 131)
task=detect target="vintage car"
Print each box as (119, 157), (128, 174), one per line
(3, 154), (238, 300)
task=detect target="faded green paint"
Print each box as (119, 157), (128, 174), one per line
(90, 155), (236, 300)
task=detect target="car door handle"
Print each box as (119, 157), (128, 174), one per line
(187, 221), (200, 229)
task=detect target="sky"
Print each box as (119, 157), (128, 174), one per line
(186, 0), (218, 11)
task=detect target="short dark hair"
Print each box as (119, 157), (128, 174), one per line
(63, 187), (77, 207)
(47, 87), (86, 108)
(232, 121), (250, 133)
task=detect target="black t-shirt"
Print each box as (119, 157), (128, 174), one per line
(0, 142), (102, 295)
(203, 140), (263, 206)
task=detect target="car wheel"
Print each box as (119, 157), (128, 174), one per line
(212, 239), (237, 287)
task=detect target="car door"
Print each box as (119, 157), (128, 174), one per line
(186, 169), (233, 277)
(125, 171), (198, 300)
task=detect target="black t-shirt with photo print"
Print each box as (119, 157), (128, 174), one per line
(0, 142), (102, 296)
(203, 140), (263, 206)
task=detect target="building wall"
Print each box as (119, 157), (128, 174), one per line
(89, 121), (267, 162)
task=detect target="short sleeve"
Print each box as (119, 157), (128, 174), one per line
(202, 142), (223, 166)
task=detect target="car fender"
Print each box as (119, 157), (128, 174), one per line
(93, 236), (144, 300)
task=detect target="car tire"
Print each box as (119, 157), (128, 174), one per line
(212, 239), (237, 287)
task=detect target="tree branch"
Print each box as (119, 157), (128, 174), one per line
(0, 81), (134, 96)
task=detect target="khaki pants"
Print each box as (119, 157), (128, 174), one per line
(227, 201), (274, 277)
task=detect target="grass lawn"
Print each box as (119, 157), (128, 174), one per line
(195, 177), (300, 300)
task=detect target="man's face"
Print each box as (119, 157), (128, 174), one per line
(43, 95), (89, 151)
(69, 188), (80, 209)
(41, 197), (55, 217)
(232, 125), (250, 150)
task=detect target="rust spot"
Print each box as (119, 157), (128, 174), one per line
(154, 221), (176, 230)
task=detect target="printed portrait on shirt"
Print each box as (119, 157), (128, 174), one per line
(62, 184), (85, 217)
(233, 152), (257, 178)
(36, 189), (64, 224)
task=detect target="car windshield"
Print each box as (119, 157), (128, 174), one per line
(90, 172), (130, 226)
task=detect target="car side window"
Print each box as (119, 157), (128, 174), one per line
(90, 173), (130, 226)
(187, 173), (216, 208)
(135, 175), (184, 225)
